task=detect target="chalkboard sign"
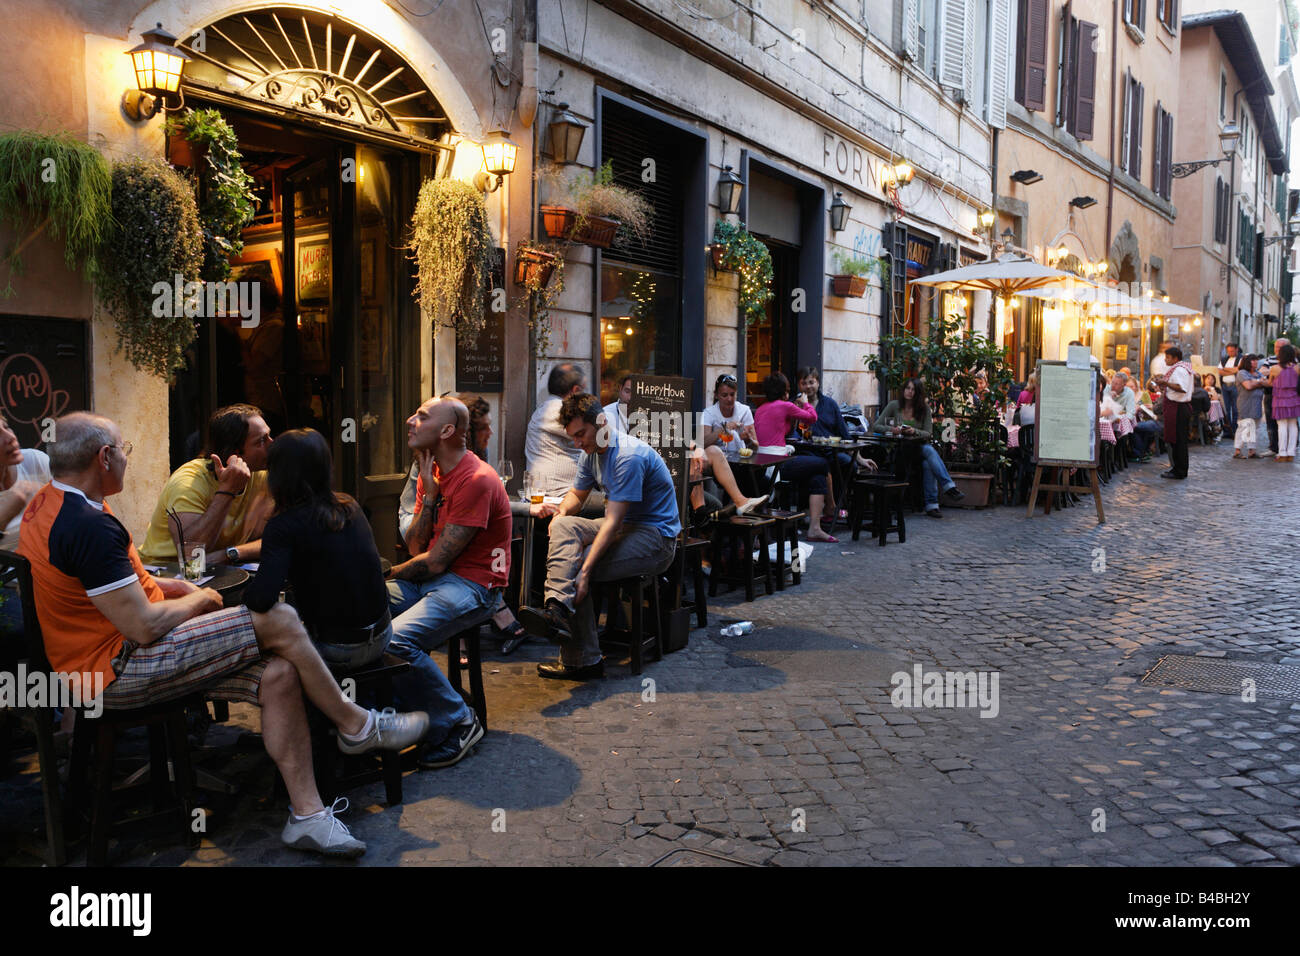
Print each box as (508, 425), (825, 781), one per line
(1034, 360), (1099, 467)
(627, 374), (693, 524)
(455, 247), (506, 392)
(0, 316), (89, 451)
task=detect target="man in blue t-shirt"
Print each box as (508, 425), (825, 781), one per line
(518, 393), (680, 680)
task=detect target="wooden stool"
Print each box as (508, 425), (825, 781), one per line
(446, 609), (493, 730)
(849, 479), (907, 546)
(314, 653), (411, 806)
(598, 572), (665, 675)
(757, 507), (806, 589)
(681, 536), (710, 628)
(709, 515), (775, 602)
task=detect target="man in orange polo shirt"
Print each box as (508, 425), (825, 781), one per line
(19, 412), (428, 858)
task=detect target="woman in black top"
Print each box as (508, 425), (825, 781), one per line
(243, 429), (391, 668)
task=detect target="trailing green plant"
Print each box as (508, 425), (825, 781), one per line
(865, 312), (1014, 473)
(408, 177), (496, 338)
(712, 219), (774, 325)
(831, 250), (876, 277)
(95, 158), (204, 377)
(538, 160), (653, 246)
(165, 108), (259, 281)
(515, 238), (565, 358)
(0, 130), (112, 295)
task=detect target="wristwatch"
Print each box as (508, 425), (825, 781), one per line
(226, 547), (240, 563)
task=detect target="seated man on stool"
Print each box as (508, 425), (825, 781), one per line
(518, 394), (680, 681)
(386, 396), (511, 767)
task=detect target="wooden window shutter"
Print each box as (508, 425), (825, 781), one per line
(902, 0), (920, 61)
(1023, 0), (1049, 111)
(1162, 110), (1174, 198)
(1120, 72), (1132, 174)
(1153, 102), (1164, 195)
(987, 0), (1011, 128)
(1057, 3), (1075, 129)
(1075, 21), (1098, 139)
(1130, 82), (1144, 177)
(938, 0), (969, 93)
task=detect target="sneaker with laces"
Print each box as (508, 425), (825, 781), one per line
(281, 797), (366, 858)
(418, 713), (484, 769)
(337, 707), (429, 755)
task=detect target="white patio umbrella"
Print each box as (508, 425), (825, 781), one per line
(907, 252), (1086, 301)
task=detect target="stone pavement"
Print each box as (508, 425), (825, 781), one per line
(3, 438), (1299, 866)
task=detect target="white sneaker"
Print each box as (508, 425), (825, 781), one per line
(337, 707), (429, 755)
(282, 797), (366, 858)
(737, 495), (769, 516)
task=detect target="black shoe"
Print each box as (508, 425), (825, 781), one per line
(492, 619), (528, 654)
(537, 659), (605, 681)
(924, 508), (942, 518)
(1159, 470), (1186, 480)
(943, 484), (966, 503)
(418, 713), (484, 769)
(518, 601), (572, 642)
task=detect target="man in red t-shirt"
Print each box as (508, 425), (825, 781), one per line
(387, 396), (511, 768)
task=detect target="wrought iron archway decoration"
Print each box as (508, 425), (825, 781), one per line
(178, 8), (451, 147)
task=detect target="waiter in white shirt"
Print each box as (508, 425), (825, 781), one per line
(1149, 340), (1173, 385)
(1154, 345), (1194, 480)
(1217, 342), (1241, 438)
(602, 372), (631, 435)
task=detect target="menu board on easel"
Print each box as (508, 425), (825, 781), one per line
(627, 375), (693, 524)
(1034, 360), (1099, 467)
(455, 247), (506, 392)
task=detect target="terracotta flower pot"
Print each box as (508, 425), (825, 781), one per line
(569, 214), (620, 248)
(540, 204), (576, 241)
(514, 247), (558, 289)
(948, 472), (993, 508)
(831, 274), (869, 297)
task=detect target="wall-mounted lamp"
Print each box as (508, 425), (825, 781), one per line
(829, 191), (851, 232)
(717, 164), (744, 216)
(1010, 169), (1042, 185)
(122, 23), (189, 121)
(547, 103), (588, 165)
(978, 209), (995, 229)
(1172, 122), (1240, 178)
(881, 161), (914, 191)
(1001, 227), (1016, 251)
(1069, 195), (1097, 209)
(475, 130), (519, 192)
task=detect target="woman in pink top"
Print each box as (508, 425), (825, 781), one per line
(752, 373), (835, 541)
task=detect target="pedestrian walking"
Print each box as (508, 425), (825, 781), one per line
(1232, 355), (1266, 459)
(1270, 344), (1300, 462)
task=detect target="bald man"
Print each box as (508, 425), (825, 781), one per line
(385, 396), (511, 768)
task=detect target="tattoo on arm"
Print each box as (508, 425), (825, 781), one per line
(395, 524), (478, 582)
(406, 499), (437, 555)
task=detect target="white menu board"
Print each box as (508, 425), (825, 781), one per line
(1035, 361), (1098, 466)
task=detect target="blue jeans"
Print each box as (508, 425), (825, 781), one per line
(1221, 385), (1238, 435)
(1132, 421), (1161, 457)
(386, 573), (489, 741)
(919, 443), (955, 510)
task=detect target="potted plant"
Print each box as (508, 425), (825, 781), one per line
(711, 219), (774, 325)
(514, 238), (565, 358)
(95, 158), (204, 377)
(408, 177), (496, 340)
(538, 160), (653, 250)
(0, 130), (112, 295)
(866, 313), (1014, 506)
(164, 108), (259, 281)
(829, 250), (877, 298)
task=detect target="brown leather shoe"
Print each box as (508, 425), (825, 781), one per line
(537, 659), (605, 681)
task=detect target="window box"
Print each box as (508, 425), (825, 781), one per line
(540, 204), (576, 240)
(830, 274), (869, 298)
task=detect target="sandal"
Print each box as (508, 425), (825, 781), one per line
(1232, 451), (1244, 459)
(492, 618), (528, 655)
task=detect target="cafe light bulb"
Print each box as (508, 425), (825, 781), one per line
(1153, 317), (1163, 327)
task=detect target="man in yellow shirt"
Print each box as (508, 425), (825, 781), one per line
(140, 405), (274, 565)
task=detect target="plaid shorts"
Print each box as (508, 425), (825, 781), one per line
(99, 605), (267, 709)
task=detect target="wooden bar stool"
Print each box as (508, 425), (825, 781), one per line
(598, 572), (665, 675)
(849, 479), (908, 546)
(315, 653), (412, 806)
(446, 607), (495, 730)
(708, 515), (775, 602)
(757, 507), (806, 589)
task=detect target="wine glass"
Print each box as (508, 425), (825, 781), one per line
(497, 459), (514, 485)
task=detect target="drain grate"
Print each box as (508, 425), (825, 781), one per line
(648, 847), (760, 867)
(1141, 654), (1300, 700)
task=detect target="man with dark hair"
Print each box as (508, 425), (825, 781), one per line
(21, 413), (428, 857)
(525, 362), (588, 497)
(518, 394), (680, 681)
(385, 395), (511, 766)
(140, 404), (273, 565)
(1218, 342), (1241, 438)
(1154, 345), (1194, 479)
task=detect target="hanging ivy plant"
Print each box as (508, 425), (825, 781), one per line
(712, 219), (774, 325)
(515, 238), (565, 358)
(0, 130), (112, 295)
(95, 158), (203, 377)
(409, 178), (496, 338)
(164, 108), (259, 281)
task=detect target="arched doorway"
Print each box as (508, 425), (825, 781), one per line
(163, 6), (462, 556)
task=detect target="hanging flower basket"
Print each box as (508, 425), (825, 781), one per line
(831, 274), (869, 298)
(514, 245), (559, 289)
(569, 214), (620, 249)
(540, 204), (577, 240)
(708, 242), (733, 273)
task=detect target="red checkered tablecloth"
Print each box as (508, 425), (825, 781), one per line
(1099, 419), (1116, 444)
(1007, 425), (1020, 449)
(1114, 415), (1134, 437)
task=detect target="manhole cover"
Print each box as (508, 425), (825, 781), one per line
(1141, 654), (1300, 700)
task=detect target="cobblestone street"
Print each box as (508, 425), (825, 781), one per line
(5, 439), (1300, 867)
